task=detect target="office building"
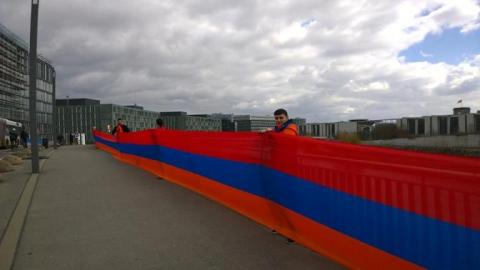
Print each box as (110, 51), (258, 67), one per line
(56, 98), (160, 143)
(159, 112), (221, 131)
(398, 107), (480, 136)
(301, 119), (376, 138)
(56, 98), (100, 143)
(207, 113), (236, 131)
(99, 104), (159, 133)
(300, 107), (480, 139)
(233, 115), (275, 132)
(292, 118), (306, 127)
(0, 22), (55, 140)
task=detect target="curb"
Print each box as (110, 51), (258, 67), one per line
(0, 150), (54, 270)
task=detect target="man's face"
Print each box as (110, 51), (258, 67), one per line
(117, 120), (123, 125)
(274, 114), (288, 126)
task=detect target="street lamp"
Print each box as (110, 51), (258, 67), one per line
(29, 0), (40, 173)
(52, 70), (57, 149)
(66, 95), (70, 144)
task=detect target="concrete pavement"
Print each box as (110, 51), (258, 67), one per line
(0, 149), (8, 159)
(0, 147), (53, 270)
(11, 145), (343, 270)
(0, 147), (52, 240)
(0, 156), (31, 241)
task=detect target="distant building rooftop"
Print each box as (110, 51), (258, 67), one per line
(56, 98), (100, 106)
(125, 105), (144, 110)
(349, 119), (369, 122)
(160, 111), (187, 116)
(233, 115), (274, 121)
(453, 107), (470, 115)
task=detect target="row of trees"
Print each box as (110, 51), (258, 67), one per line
(336, 123), (414, 144)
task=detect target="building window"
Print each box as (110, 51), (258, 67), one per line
(449, 117), (459, 135)
(418, 119), (425, 135)
(475, 115), (480, 133)
(407, 119), (416, 135)
(439, 117), (447, 135)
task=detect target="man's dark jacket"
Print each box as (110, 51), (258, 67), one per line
(111, 124), (130, 135)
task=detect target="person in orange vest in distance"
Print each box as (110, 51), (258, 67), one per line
(271, 108), (297, 242)
(273, 108), (298, 136)
(111, 118), (130, 136)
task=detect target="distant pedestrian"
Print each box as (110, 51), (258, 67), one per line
(75, 133), (80, 145)
(111, 118), (130, 136)
(20, 128), (28, 148)
(9, 131), (18, 149)
(273, 108), (298, 136)
(156, 118), (165, 130)
(56, 134), (64, 145)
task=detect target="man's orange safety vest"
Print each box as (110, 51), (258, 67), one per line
(281, 123), (298, 136)
(274, 119), (298, 136)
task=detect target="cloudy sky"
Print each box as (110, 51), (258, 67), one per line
(1, 0), (479, 122)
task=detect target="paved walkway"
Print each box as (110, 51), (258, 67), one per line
(0, 156), (31, 240)
(12, 145), (343, 270)
(0, 148), (52, 240)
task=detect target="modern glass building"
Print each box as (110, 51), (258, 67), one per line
(397, 107), (480, 136)
(208, 113), (236, 131)
(233, 115), (275, 132)
(159, 112), (222, 131)
(99, 104), (160, 134)
(292, 118), (306, 127)
(0, 22), (55, 140)
(56, 98), (101, 143)
(56, 98), (161, 143)
(185, 115), (222, 131)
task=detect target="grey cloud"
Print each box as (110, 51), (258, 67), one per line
(1, 0), (479, 121)
(435, 76), (480, 95)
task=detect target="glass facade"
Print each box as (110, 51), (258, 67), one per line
(107, 104), (159, 132)
(0, 23), (55, 140)
(57, 100), (160, 143)
(208, 113), (236, 131)
(185, 116), (221, 131)
(233, 115), (275, 132)
(159, 112), (221, 131)
(475, 114), (480, 133)
(57, 104), (100, 143)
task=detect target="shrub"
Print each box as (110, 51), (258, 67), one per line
(396, 129), (414, 139)
(336, 132), (361, 144)
(0, 160), (14, 172)
(372, 123), (398, 140)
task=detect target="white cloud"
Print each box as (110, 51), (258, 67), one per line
(420, 50), (433, 57)
(272, 23), (308, 44)
(368, 81), (391, 91)
(0, 0), (479, 122)
(343, 106), (355, 114)
(461, 21), (480, 33)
